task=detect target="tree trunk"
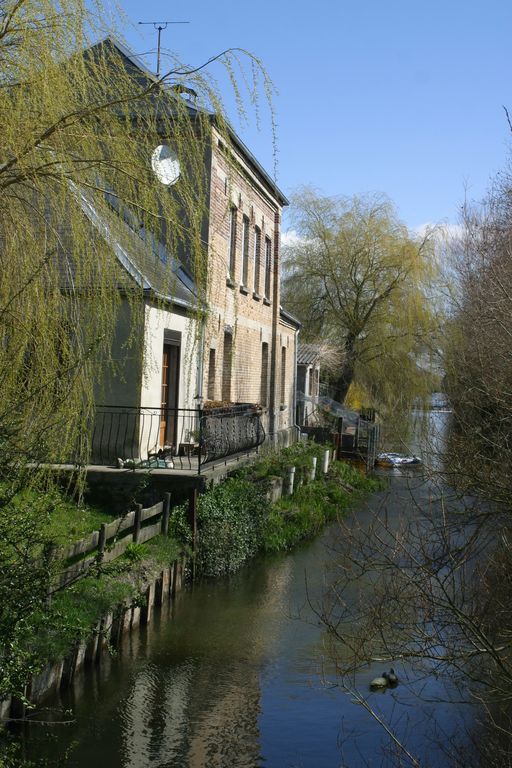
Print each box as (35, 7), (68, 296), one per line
(333, 334), (357, 403)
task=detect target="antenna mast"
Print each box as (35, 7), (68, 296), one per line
(138, 20), (190, 78)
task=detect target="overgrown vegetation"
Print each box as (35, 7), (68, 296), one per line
(261, 461), (379, 553)
(169, 443), (378, 578)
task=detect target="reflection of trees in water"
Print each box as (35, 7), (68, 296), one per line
(113, 558), (294, 768)
(317, 411), (512, 767)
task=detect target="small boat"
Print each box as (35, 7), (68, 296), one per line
(375, 452), (421, 468)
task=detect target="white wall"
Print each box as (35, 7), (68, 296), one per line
(138, 301), (198, 456)
(141, 302), (198, 409)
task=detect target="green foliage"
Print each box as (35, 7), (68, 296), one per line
(234, 441), (331, 483)
(282, 187), (440, 411)
(195, 479), (269, 578)
(0, 734), (37, 768)
(122, 542), (148, 563)
(261, 460), (379, 553)
(144, 535), (181, 567)
(183, 444), (379, 576)
(30, 575), (137, 662)
(22, 532), (181, 665)
(168, 504), (194, 549)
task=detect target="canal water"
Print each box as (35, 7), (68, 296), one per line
(18, 412), (476, 767)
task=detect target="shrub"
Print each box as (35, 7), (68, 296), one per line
(195, 478), (269, 578)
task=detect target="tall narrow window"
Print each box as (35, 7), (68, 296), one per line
(228, 207), (237, 282)
(207, 348), (216, 401)
(241, 215), (250, 288)
(260, 342), (269, 407)
(222, 332), (233, 402)
(253, 226), (261, 294)
(280, 347), (287, 406)
(264, 236), (272, 300)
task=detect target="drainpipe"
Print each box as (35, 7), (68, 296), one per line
(195, 311), (206, 475)
(195, 310), (206, 404)
(292, 325), (301, 441)
(268, 209), (280, 443)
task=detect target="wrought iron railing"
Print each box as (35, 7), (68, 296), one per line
(89, 404), (265, 472)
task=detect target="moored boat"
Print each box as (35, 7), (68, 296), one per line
(375, 452), (421, 468)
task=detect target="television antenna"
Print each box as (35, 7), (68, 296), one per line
(138, 20), (190, 78)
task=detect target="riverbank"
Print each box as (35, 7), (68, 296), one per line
(11, 426), (474, 768)
(1, 443), (378, 737)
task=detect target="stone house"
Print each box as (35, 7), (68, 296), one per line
(80, 39), (299, 466)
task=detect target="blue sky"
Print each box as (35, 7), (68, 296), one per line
(117, 0), (512, 232)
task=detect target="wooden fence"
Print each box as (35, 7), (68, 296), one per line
(54, 493), (172, 592)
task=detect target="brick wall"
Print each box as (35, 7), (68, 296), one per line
(203, 128), (297, 443)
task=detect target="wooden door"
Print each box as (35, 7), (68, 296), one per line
(159, 343), (180, 447)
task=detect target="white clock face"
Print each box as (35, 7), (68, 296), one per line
(151, 145), (180, 186)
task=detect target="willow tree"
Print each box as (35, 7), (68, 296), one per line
(0, 0), (273, 696)
(282, 188), (439, 414)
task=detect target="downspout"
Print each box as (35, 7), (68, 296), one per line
(195, 310), (206, 476)
(195, 309), (206, 404)
(268, 209), (280, 443)
(292, 325), (301, 440)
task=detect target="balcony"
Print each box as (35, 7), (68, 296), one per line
(89, 404), (266, 473)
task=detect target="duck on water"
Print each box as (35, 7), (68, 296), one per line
(370, 669), (399, 690)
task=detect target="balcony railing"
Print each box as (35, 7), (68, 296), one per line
(89, 404), (266, 472)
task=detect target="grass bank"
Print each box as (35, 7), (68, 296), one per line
(5, 443), (378, 708)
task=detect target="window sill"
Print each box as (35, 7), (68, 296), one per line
(226, 277), (235, 289)
(263, 297), (271, 306)
(252, 291), (261, 301)
(279, 404), (287, 411)
(239, 285), (249, 295)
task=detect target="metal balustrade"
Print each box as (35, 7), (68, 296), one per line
(89, 404), (266, 472)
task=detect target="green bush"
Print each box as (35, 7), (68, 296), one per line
(168, 445), (380, 576)
(195, 478), (269, 578)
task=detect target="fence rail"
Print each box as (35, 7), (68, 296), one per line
(54, 497), (170, 592)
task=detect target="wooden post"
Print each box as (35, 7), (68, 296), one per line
(187, 489), (197, 582)
(133, 504), (142, 543)
(285, 466), (296, 496)
(96, 523), (107, 573)
(161, 492), (171, 536)
(336, 417), (343, 460)
(188, 489), (197, 549)
(98, 523), (107, 555)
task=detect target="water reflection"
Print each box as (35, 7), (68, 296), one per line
(20, 412), (478, 767)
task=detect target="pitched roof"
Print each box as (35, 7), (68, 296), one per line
(297, 343), (322, 366)
(75, 37), (287, 304)
(91, 37), (288, 206)
(76, 185), (197, 308)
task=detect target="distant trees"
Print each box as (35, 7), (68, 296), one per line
(443, 170), (512, 504)
(282, 188), (439, 413)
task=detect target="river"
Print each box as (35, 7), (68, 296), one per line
(17, 411), (477, 767)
